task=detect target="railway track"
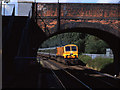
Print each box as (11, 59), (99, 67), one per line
(42, 60), (92, 89)
(75, 65), (120, 88)
(38, 56), (120, 88)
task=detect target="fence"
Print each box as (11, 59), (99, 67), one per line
(82, 53), (113, 59)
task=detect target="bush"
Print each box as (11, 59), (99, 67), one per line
(88, 57), (113, 71)
(79, 55), (113, 71)
(78, 55), (92, 64)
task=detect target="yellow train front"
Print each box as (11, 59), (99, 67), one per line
(56, 44), (78, 64)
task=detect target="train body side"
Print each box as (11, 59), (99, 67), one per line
(56, 47), (64, 57)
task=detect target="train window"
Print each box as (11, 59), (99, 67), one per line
(72, 46), (76, 51)
(65, 46), (70, 51)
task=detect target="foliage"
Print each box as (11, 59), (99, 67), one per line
(79, 55), (113, 71)
(85, 35), (108, 54)
(88, 57), (113, 71)
(41, 32), (109, 54)
(78, 55), (92, 64)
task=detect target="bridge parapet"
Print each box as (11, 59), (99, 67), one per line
(33, 3), (120, 37)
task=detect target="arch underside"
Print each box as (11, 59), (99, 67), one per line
(44, 22), (120, 49)
(48, 22), (120, 38)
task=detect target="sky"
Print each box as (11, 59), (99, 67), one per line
(10, 0), (120, 3)
(2, 0), (119, 16)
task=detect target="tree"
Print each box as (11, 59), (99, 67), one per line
(85, 35), (108, 54)
(40, 32), (109, 54)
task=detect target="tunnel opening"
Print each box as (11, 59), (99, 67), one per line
(37, 27), (120, 76)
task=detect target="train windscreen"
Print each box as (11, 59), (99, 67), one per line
(65, 46), (70, 51)
(72, 46), (77, 51)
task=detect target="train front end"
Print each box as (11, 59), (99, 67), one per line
(63, 44), (78, 59)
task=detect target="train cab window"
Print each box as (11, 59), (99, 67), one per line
(72, 46), (77, 51)
(65, 46), (70, 51)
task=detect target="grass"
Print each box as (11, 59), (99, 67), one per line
(78, 55), (113, 71)
(78, 55), (92, 64)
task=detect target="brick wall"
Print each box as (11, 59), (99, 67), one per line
(35, 3), (120, 35)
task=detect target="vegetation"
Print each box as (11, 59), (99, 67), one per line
(85, 35), (108, 54)
(41, 32), (109, 54)
(78, 55), (113, 71)
(78, 55), (92, 64)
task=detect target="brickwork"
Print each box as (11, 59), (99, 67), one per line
(34, 3), (120, 37)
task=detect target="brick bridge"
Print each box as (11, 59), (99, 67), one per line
(32, 3), (120, 75)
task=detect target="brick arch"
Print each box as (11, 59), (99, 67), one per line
(48, 22), (119, 50)
(50, 22), (120, 39)
(49, 21), (120, 55)
(43, 21), (119, 49)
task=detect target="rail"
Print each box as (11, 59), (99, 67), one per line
(45, 60), (92, 89)
(43, 60), (66, 89)
(39, 54), (119, 88)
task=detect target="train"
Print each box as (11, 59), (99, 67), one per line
(37, 44), (80, 65)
